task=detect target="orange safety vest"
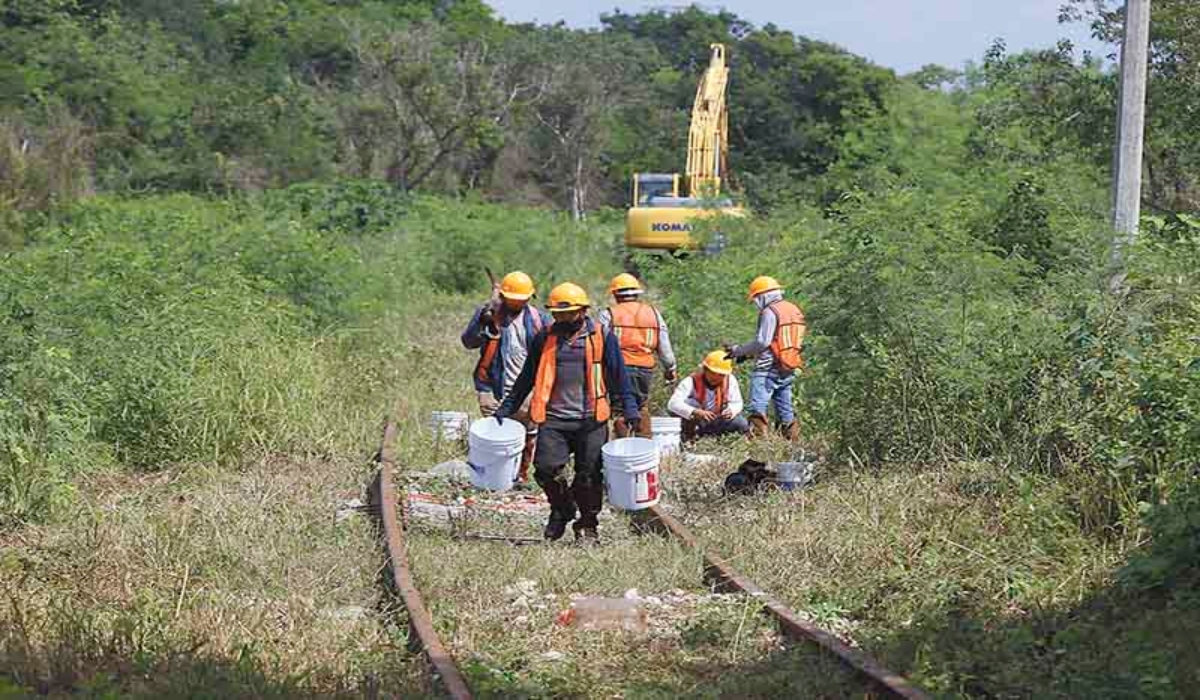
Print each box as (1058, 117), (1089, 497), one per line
(530, 327), (611, 423)
(768, 300), (806, 372)
(474, 308), (543, 385)
(609, 301), (660, 369)
(690, 372), (728, 414)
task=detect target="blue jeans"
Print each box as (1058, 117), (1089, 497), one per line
(749, 369), (795, 424)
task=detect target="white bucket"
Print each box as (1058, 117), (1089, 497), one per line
(650, 416), (682, 456)
(467, 418), (525, 491)
(602, 437), (661, 510)
(430, 411), (470, 441)
(774, 460), (814, 491)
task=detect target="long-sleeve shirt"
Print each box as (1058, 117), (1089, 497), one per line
(668, 374), (744, 420)
(730, 290), (783, 371)
(596, 303), (677, 372)
(460, 304), (550, 397)
(498, 319), (640, 422)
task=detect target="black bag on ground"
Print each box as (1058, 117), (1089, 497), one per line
(723, 459), (777, 495)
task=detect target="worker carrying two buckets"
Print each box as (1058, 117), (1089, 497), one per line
(494, 282), (641, 545)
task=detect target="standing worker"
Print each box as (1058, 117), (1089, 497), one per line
(727, 276), (806, 440)
(597, 273), (677, 438)
(668, 350), (749, 441)
(496, 282), (640, 544)
(461, 271), (550, 484)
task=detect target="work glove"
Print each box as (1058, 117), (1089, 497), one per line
(664, 367), (678, 382)
(626, 416), (641, 434)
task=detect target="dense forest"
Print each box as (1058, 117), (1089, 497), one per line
(4, 0), (1195, 223)
(2, 1), (1199, 696)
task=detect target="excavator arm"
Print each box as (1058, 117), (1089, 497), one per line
(685, 44), (729, 199)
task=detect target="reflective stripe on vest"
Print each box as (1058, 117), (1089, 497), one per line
(530, 326), (611, 424)
(690, 372), (728, 414)
(474, 308), (544, 386)
(610, 301), (659, 369)
(768, 300), (806, 372)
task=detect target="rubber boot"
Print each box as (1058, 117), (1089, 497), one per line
(748, 414), (770, 438)
(572, 482), (603, 545)
(613, 417), (632, 439)
(782, 421), (800, 443)
(514, 432), (536, 487)
(536, 474), (576, 541)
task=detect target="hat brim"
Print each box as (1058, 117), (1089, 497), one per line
(748, 286), (782, 300)
(547, 304), (587, 312)
(500, 291), (533, 301)
(702, 364), (734, 375)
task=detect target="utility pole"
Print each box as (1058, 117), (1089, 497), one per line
(1110, 0), (1152, 288)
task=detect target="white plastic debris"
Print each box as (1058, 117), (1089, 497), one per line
(335, 498), (366, 523)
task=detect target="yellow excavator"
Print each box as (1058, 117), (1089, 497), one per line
(625, 43), (743, 252)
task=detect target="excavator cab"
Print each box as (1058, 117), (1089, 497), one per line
(632, 173), (680, 206)
(626, 171), (740, 253)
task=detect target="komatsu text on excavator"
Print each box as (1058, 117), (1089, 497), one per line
(625, 43), (743, 252)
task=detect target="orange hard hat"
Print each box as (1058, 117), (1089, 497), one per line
(702, 349), (734, 375)
(608, 272), (644, 295)
(747, 275), (783, 300)
(546, 282), (591, 312)
(499, 271), (535, 301)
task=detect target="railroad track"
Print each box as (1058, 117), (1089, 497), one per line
(372, 420), (928, 700)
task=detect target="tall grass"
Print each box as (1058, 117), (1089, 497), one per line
(648, 188), (1200, 534)
(0, 181), (621, 528)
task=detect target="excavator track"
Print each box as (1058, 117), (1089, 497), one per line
(374, 420), (927, 699)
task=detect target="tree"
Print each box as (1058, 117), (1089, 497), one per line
(519, 29), (650, 219)
(1062, 0), (1200, 212)
(337, 20), (537, 191)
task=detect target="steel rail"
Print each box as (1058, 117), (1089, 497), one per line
(375, 421), (473, 700)
(375, 418), (925, 699)
(642, 503), (929, 700)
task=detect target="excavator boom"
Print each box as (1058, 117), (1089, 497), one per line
(685, 44), (729, 199)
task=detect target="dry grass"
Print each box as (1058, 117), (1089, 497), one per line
(0, 453), (429, 697)
(1, 289), (1173, 698)
(0, 302), (475, 697)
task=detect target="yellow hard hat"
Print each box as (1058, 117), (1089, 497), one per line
(546, 282), (591, 312)
(499, 271), (535, 301)
(608, 272), (644, 295)
(747, 275), (783, 300)
(702, 349), (734, 375)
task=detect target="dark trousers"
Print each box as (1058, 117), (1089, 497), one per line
(627, 366), (654, 410)
(683, 416), (750, 442)
(534, 418), (609, 528)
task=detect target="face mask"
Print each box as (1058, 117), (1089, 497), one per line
(552, 315), (584, 333)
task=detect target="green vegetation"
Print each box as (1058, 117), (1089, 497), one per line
(1, 0), (1199, 697)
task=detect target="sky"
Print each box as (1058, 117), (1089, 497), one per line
(484, 0), (1113, 74)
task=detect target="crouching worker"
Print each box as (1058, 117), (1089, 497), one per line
(495, 282), (640, 544)
(461, 271), (549, 484)
(668, 350), (749, 441)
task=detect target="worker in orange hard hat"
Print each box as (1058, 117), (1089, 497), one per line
(667, 350), (749, 442)
(597, 273), (678, 438)
(496, 282), (640, 545)
(461, 270), (550, 485)
(726, 276), (806, 441)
